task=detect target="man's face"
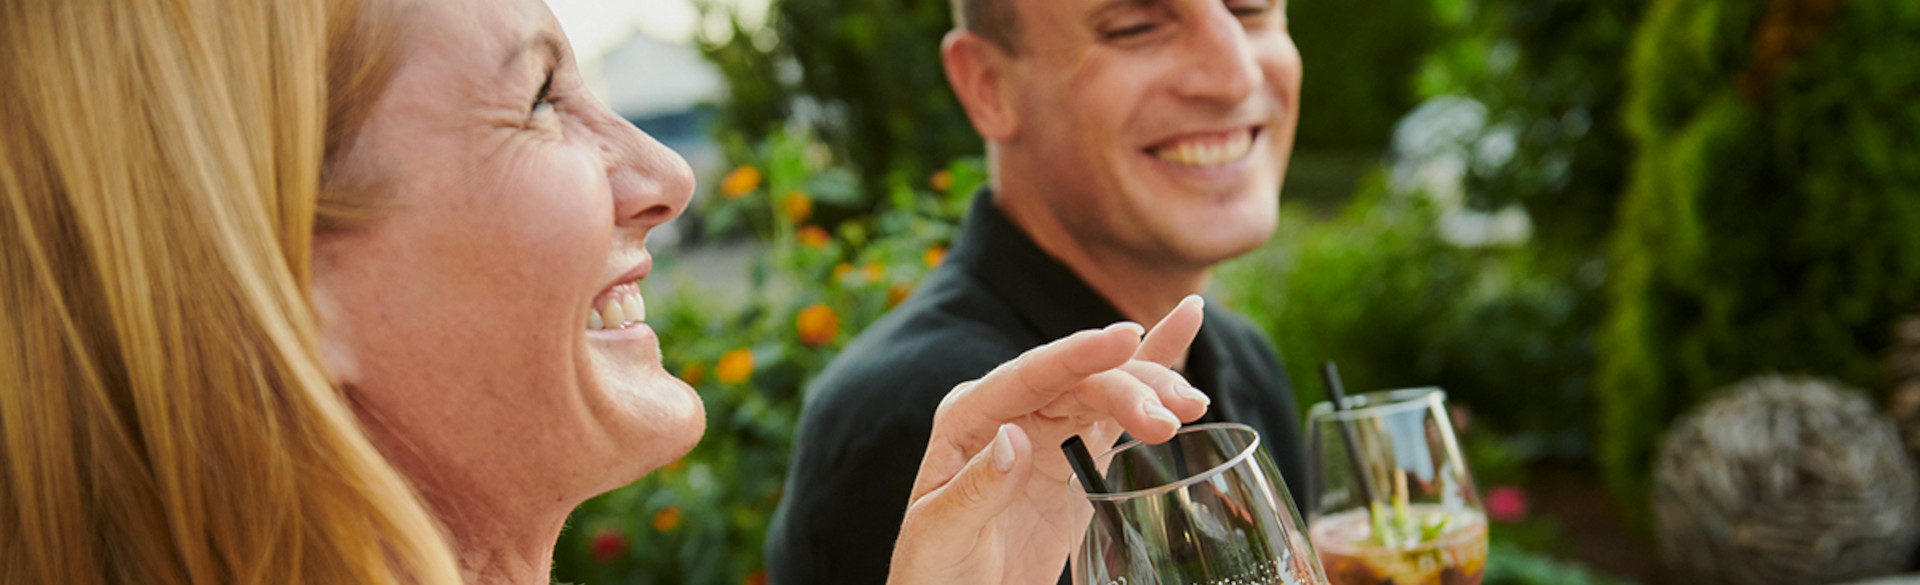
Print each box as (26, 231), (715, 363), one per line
(1001, 0), (1299, 269)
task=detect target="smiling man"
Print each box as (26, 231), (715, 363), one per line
(765, 0), (1306, 582)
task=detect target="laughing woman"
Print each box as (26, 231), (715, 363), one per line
(0, 0), (1208, 584)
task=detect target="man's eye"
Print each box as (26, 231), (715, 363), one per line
(1103, 22), (1157, 39)
(1228, 0), (1274, 17)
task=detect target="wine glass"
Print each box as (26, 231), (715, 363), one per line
(1306, 388), (1488, 585)
(1071, 422), (1329, 585)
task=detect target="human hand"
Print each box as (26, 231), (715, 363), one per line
(887, 295), (1209, 585)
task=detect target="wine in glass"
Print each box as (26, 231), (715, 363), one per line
(1307, 387), (1487, 585)
(1072, 422), (1329, 585)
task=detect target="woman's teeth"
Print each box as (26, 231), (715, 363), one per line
(588, 284), (646, 330)
(1151, 129), (1254, 167)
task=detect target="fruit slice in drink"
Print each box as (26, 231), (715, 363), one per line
(1310, 505), (1487, 585)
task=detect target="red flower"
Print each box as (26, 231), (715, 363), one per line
(1485, 485), (1529, 522)
(590, 527), (627, 562)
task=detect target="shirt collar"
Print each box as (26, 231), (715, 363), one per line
(945, 188), (1129, 343)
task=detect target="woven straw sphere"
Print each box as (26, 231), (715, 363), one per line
(1653, 374), (1920, 585)
(1890, 316), (1920, 462)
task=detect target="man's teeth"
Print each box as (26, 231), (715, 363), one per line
(588, 285), (647, 331)
(1152, 130), (1253, 167)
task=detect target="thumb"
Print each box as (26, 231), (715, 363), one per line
(896, 424), (1032, 564)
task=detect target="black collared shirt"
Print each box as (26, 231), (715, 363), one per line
(764, 191), (1308, 585)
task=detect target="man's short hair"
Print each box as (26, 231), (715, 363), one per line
(952, 0), (1022, 54)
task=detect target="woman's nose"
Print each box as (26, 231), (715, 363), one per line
(604, 118), (694, 230)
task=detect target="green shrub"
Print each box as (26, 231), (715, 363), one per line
(1599, 0), (1920, 516)
(1218, 179), (1594, 442)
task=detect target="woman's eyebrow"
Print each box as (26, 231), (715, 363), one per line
(500, 30), (564, 71)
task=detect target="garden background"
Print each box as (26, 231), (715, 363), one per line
(547, 0), (1920, 583)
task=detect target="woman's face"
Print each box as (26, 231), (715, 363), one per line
(313, 0), (698, 509)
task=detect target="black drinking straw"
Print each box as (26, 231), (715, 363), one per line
(1063, 435), (1136, 555)
(1063, 435), (1110, 495)
(1320, 362), (1382, 515)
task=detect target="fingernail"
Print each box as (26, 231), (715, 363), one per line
(1146, 404), (1180, 427)
(1180, 385), (1211, 407)
(1106, 321), (1145, 338)
(992, 424), (1016, 473)
(1185, 294), (1205, 310)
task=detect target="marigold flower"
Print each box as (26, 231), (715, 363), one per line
(796, 303), (841, 347)
(862, 263), (885, 283)
(590, 527), (627, 562)
(720, 165), (761, 198)
(924, 246), (947, 268)
(716, 349), (754, 384)
(832, 263), (855, 282)
(743, 570), (769, 585)
(680, 361), (706, 386)
(930, 169), (953, 192)
(783, 191), (813, 223)
(797, 225), (831, 248)
(888, 282), (913, 308)
(652, 507), (682, 532)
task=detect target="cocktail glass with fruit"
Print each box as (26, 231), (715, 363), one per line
(1306, 388), (1487, 585)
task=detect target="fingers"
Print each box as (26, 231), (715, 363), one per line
(1040, 362), (1204, 445)
(893, 424), (1033, 572)
(939, 322), (1144, 435)
(1135, 295), (1204, 367)
(1123, 360), (1209, 423)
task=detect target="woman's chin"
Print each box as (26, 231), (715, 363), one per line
(598, 373), (706, 482)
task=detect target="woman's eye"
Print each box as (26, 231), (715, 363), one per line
(530, 70), (556, 118)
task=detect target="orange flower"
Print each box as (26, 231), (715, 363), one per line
(930, 169), (953, 192)
(783, 191), (813, 223)
(797, 225), (831, 248)
(716, 349), (754, 384)
(743, 570), (769, 585)
(652, 507), (682, 532)
(832, 263), (855, 282)
(796, 304), (841, 347)
(680, 361), (706, 386)
(862, 263), (885, 283)
(720, 166), (761, 198)
(924, 246), (947, 268)
(888, 282), (913, 308)
(665, 458), (686, 472)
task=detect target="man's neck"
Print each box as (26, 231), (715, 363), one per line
(990, 184), (1209, 329)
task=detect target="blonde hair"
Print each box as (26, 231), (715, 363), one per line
(0, 0), (462, 583)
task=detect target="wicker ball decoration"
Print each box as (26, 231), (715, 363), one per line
(1889, 316), (1920, 462)
(1653, 374), (1920, 585)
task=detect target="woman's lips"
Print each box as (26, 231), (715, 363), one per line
(588, 256), (652, 331)
(588, 281), (645, 330)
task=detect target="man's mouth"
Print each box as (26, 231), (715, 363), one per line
(1146, 127), (1260, 168)
(588, 281), (646, 330)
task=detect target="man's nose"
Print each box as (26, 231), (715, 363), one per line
(604, 118), (693, 231)
(1173, 7), (1261, 106)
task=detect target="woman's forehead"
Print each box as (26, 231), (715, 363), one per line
(399, 0), (567, 61)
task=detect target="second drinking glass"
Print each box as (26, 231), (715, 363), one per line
(1306, 388), (1487, 585)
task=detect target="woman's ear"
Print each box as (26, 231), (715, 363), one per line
(310, 260), (361, 386)
(941, 29), (1020, 141)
